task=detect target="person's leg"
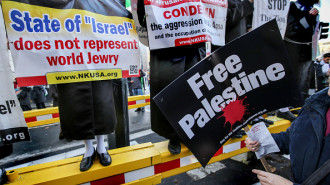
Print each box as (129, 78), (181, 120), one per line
(137, 88), (145, 111)
(96, 135), (106, 154)
(132, 89), (142, 112)
(96, 135), (111, 166)
(80, 139), (96, 172)
(84, 139), (94, 157)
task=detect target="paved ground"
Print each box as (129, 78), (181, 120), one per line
(0, 95), (292, 184)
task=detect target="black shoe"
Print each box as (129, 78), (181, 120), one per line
(135, 108), (141, 112)
(277, 111), (296, 122)
(0, 167), (8, 185)
(80, 149), (96, 172)
(259, 118), (274, 125)
(232, 132), (242, 138)
(239, 130), (246, 136)
(97, 151), (112, 166)
(249, 118), (260, 125)
(168, 139), (181, 155)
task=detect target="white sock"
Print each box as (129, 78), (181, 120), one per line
(96, 135), (107, 154)
(84, 139), (94, 158)
(279, 107), (289, 112)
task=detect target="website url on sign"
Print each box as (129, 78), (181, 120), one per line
(46, 69), (122, 84)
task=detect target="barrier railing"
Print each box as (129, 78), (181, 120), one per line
(6, 118), (291, 185)
(24, 95), (150, 128)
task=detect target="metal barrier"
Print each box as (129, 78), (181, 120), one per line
(24, 95), (150, 128)
(6, 117), (291, 185)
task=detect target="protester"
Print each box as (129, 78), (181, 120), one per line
(284, 0), (319, 99)
(314, 53), (330, 92)
(53, 1), (131, 172)
(17, 86), (32, 111)
(321, 52), (330, 77)
(129, 70), (146, 112)
(49, 84), (58, 107)
(225, 0), (255, 138)
(245, 83), (330, 185)
(137, 0), (206, 155)
(137, 0), (255, 154)
(31, 85), (47, 109)
(0, 144), (12, 184)
(276, 0), (320, 122)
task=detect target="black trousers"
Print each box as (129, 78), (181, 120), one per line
(150, 44), (206, 140)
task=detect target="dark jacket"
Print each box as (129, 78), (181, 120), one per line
(130, 77), (142, 89)
(49, 85), (59, 106)
(225, 0), (254, 43)
(31, 86), (47, 104)
(272, 88), (330, 185)
(130, 70), (145, 89)
(285, 1), (318, 42)
(17, 87), (31, 105)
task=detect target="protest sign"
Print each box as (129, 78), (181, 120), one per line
(252, 0), (290, 38)
(0, 3), (30, 146)
(144, 0), (227, 50)
(153, 20), (302, 167)
(1, 0), (140, 87)
(246, 122), (280, 159)
(131, 0), (149, 46)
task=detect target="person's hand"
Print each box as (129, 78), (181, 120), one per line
(249, 0), (254, 3)
(309, 8), (319, 16)
(327, 69), (330, 76)
(245, 137), (260, 152)
(252, 169), (293, 185)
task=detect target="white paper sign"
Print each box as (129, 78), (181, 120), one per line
(145, 0), (228, 50)
(247, 122), (280, 159)
(252, 0), (290, 38)
(0, 4), (30, 146)
(2, 1), (140, 87)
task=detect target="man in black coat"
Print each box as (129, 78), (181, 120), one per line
(277, 0), (319, 121)
(51, 0), (129, 172)
(31, 85), (47, 109)
(137, 0), (255, 154)
(17, 86), (32, 111)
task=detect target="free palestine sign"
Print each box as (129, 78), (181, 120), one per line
(153, 20), (301, 167)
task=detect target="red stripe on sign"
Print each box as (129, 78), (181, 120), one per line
(154, 158), (180, 174)
(240, 140), (246, 148)
(144, 0), (200, 7)
(175, 35), (211, 47)
(25, 117), (37, 123)
(52, 113), (59, 118)
(122, 70), (140, 78)
(128, 101), (136, 105)
(145, 99), (150, 103)
(16, 76), (47, 87)
(90, 174), (125, 185)
(201, 0), (228, 7)
(213, 147), (223, 157)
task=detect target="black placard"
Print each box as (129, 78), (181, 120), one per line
(154, 20), (301, 167)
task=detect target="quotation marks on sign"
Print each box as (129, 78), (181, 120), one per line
(0, 100), (17, 115)
(84, 15), (133, 35)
